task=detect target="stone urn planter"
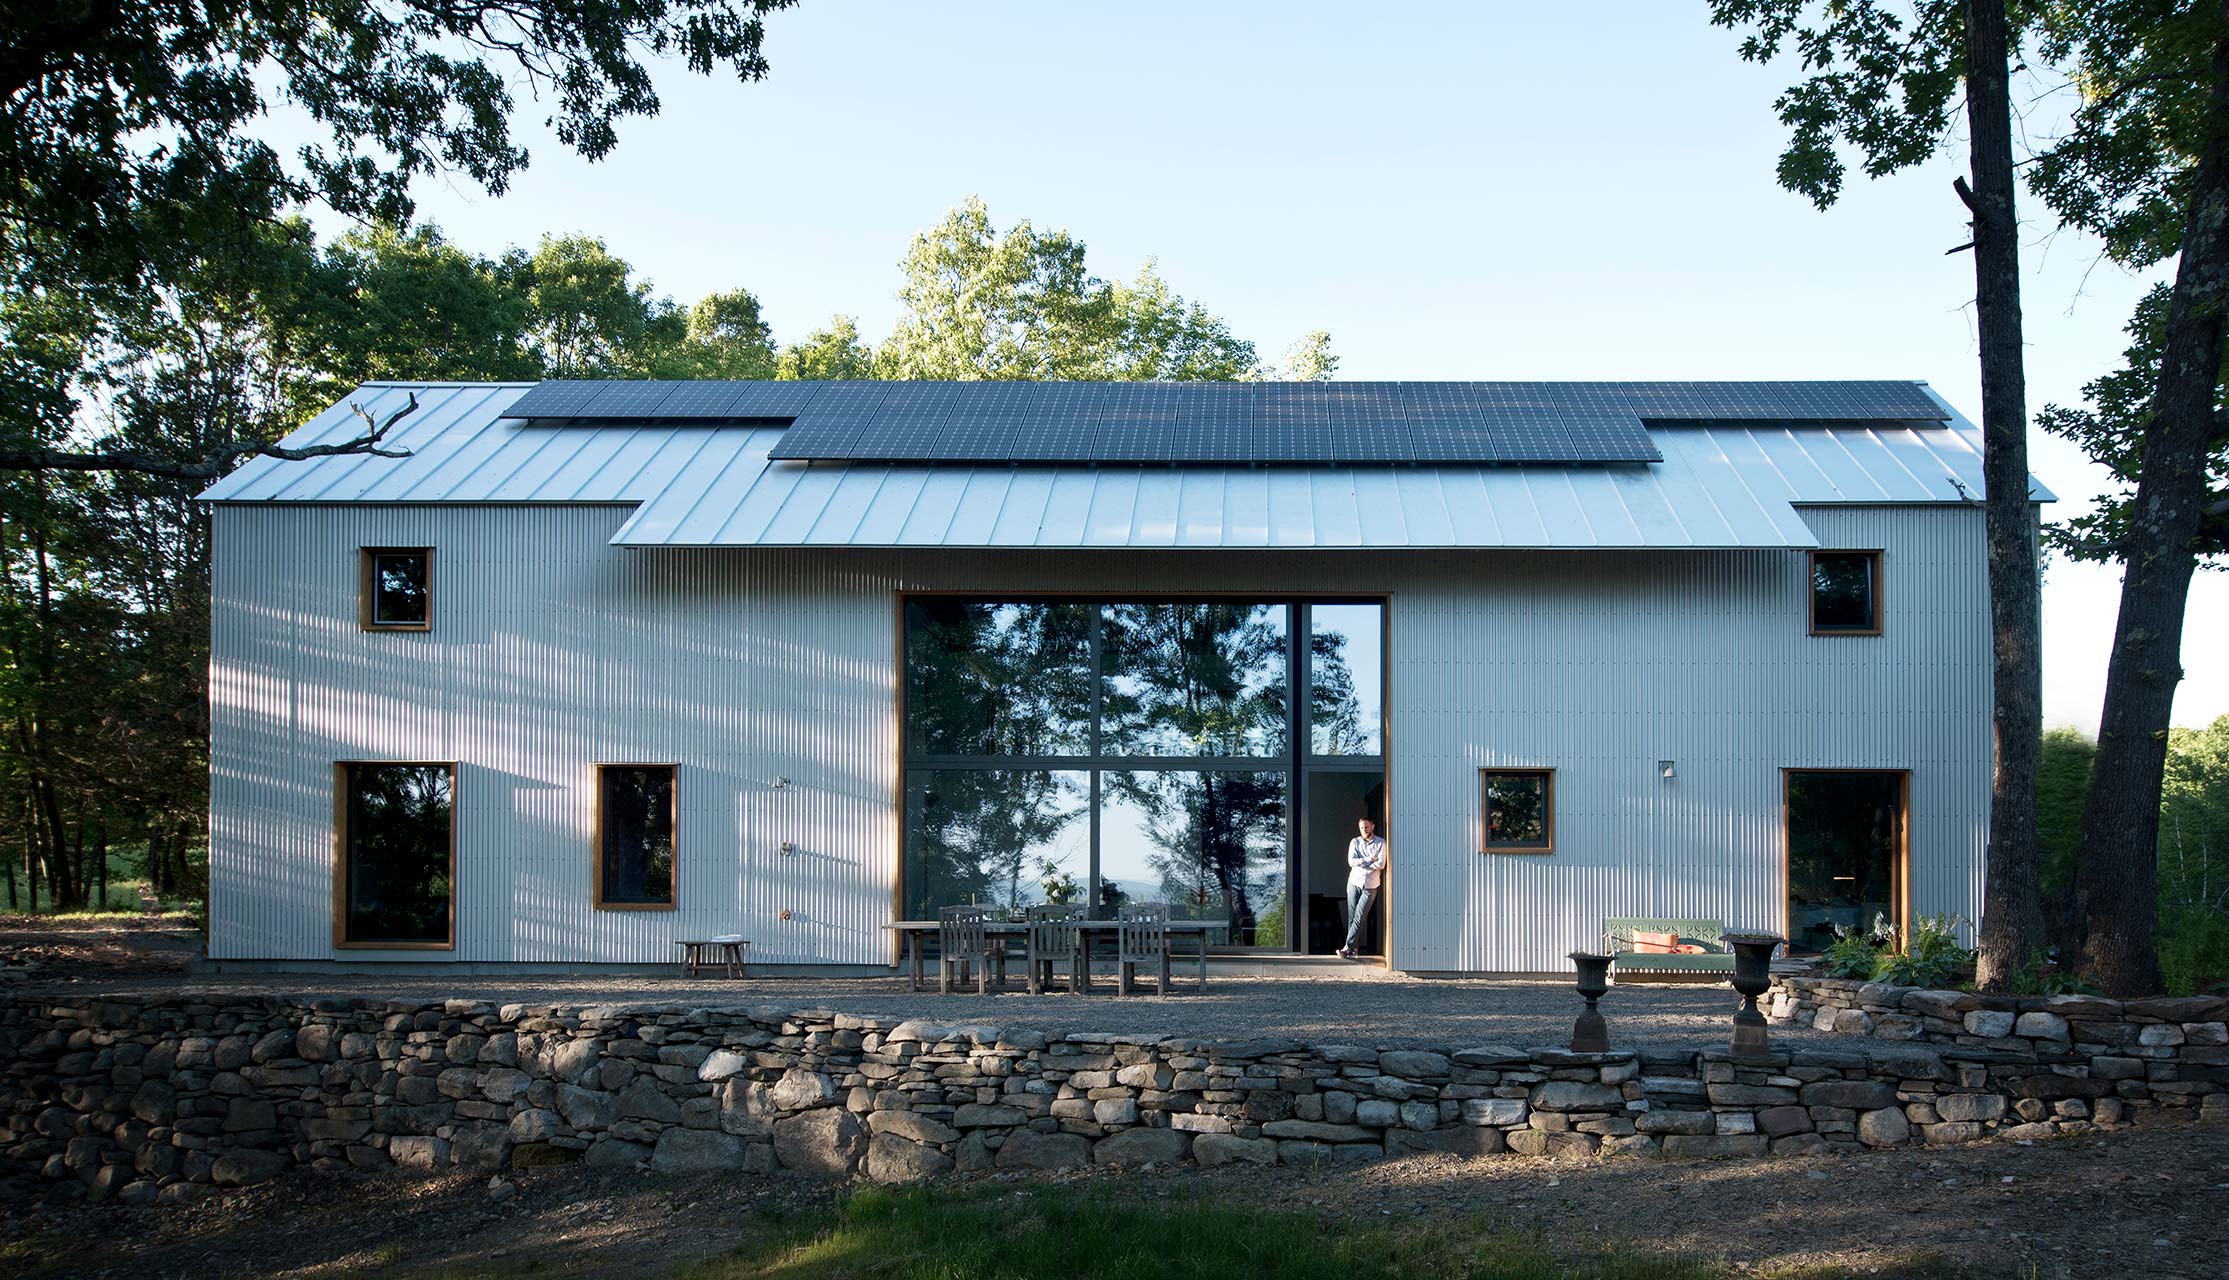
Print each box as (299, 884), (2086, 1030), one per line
(1723, 931), (1784, 1060)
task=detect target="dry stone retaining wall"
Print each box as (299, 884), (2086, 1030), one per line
(1771, 977), (2229, 1065)
(3, 991), (2224, 1205)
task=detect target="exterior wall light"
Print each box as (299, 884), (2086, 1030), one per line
(1658, 760), (1676, 780)
(771, 776), (790, 789)
(779, 840), (796, 856)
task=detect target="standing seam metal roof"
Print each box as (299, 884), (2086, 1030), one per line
(198, 381), (2046, 550)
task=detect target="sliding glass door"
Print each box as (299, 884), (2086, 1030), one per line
(900, 597), (1383, 949)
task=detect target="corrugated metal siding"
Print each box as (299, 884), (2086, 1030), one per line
(209, 504), (1989, 970)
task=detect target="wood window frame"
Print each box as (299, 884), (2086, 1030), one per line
(360, 547), (434, 632)
(1780, 767), (1911, 949)
(593, 762), (680, 912)
(1806, 549), (1884, 637)
(1479, 767), (1556, 854)
(332, 760), (458, 950)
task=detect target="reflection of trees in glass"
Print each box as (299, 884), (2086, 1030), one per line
(372, 553), (429, 624)
(346, 764), (452, 942)
(906, 602), (1092, 756)
(904, 770), (1083, 917)
(1484, 773), (1547, 846)
(1100, 604), (1287, 755)
(1111, 770), (1286, 941)
(600, 766), (674, 903)
(1811, 555), (1875, 630)
(1309, 628), (1365, 756)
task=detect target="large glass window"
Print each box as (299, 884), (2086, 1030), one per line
(1787, 770), (1905, 951)
(903, 769), (1087, 919)
(905, 601), (1092, 756)
(1101, 771), (1288, 944)
(1309, 603), (1381, 756)
(900, 598), (1381, 950)
(340, 763), (454, 946)
(1099, 603), (1287, 756)
(597, 765), (676, 908)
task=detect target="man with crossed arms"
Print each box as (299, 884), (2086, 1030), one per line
(1340, 817), (1386, 959)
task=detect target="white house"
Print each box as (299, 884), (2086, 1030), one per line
(200, 379), (2037, 974)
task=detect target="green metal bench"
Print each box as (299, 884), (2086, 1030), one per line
(1603, 917), (1735, 975)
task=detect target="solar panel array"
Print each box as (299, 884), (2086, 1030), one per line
(497, 379), (1948, 465)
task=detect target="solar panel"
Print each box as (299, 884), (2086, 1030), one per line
(508, 378), (1944, 463)
(501, 381), (608, 418)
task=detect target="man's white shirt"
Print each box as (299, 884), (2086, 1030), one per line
(1346, 835), (1386, 890)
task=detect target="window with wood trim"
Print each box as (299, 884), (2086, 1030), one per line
(596, 764), (676, 909)
(1808, 550), (1881, 635)
(337, 762), (455, 947)
(1480, 768), (1554, 853)
(362, 547), (433, 630)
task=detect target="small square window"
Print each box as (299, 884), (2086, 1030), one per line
(597, 764), (677, 909)
(1809, 551), (1880, 635)
(1481, 768), (1554, 853)
(362, 548), (432, 630)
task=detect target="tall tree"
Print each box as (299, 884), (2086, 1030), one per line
(776, 316), (876, 380)
(878, 198), (1267, 381)
(2, 0), (797, 478)
(1710, 0), (2043, 985)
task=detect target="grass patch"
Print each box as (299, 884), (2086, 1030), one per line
(673, 1183), (1723, 1280)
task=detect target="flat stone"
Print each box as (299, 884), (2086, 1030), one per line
(1461, 1097), (1526, 1126)
(1706, 1083), (1798, 1107)
(2013, 1012), (2070, 1041)
(654, 1128), (750, 1173)
(952, 1103), (1028, 1128)
(1532, 1081), (1626, 1111)
(868, 1110), (961, 1145)
(1260, 1119), (1376, 1143)
(1377, 1050), (1451, 1079)
(1755, 1106), (1812, 1137)
(994, 1129), (1090, 1171)
(1634, 1110), (1714, 1136)
(1933, 1093), (2006, 1124)
(509, 1108), (566, 1142)
(699, 1050), (752, 1082)
(1193, 1133), (1280, 1166)
(1094, 1127), (1191, 1166)
(865, 1133), (953, 1183)
(1799, 1080), (1897, 1110)
(1962, 1010), (2017, 1038)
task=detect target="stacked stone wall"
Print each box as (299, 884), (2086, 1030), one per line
(3, 991), (2224, 1204)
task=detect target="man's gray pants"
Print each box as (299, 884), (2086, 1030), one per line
(1343, 883), (1375, 952)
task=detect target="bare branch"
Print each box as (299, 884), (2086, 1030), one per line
(0, 393), (419, 481)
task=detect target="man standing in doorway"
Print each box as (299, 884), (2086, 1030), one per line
(1341, 817), (1386, 960)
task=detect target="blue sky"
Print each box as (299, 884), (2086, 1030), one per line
(337, 0), (2222, 732)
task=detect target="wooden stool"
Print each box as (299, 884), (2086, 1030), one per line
(678, 937), (750, 977)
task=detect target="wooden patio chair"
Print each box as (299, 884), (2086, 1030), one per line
(1024, 903), (1086, 995)
(937, 904), (997, 995)
(1117, 902), (1172, 997)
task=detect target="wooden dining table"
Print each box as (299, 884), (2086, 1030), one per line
(883, 918), (1229, 993)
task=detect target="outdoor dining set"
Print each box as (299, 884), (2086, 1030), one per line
(884, 902), (1222, 997)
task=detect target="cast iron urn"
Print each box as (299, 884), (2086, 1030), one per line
(1567, 951), (1614, 1053)
(1722, 931), (1784, 1059)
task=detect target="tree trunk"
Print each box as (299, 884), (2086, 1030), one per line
(94, 827), (107, 911)
(1963, 0), (2045, 990)
(2074, 8), (2229, 997)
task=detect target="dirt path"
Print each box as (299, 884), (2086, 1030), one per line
(5, 1120), (2222, 1279)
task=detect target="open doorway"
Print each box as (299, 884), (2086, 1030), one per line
(1303, 770), (1385, 955)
